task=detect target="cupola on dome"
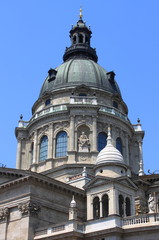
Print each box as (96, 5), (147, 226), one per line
(96, 128), (124, 165)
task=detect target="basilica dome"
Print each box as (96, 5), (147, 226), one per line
(39, 16), (122, 98)
(39, 59), (121, 97)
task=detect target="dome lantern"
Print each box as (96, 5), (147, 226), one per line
(63, 9), (98, 62)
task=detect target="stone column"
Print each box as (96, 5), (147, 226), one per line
(16, 138), (22, 169)
(111, 188), (118, 215)
(69, 116), (75, 151)
(99, 197), (102, 218)
(33, 131), (38, 164)
(48, 123), (53, 158)
(92, 117), (97, 151)
(138, 141), (144, 176)
(125, 134), (129, 165)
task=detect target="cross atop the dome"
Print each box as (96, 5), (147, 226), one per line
(79, 7), (83, 19)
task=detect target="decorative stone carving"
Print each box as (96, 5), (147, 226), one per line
(78, 132), (90, 152)
(18, 201), (41, 217)
(37, 125), (49, 136)
(75, 116), (92, 127)
(79, 154), (87, 161)
(0, 207), (9, 221)
(148, 193), (155, 213)
(97, 122), (108, 133)
(54, 121), (69, 131)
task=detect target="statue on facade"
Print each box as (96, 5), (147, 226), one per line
(78, 132), (90, 152)
(148, 193), (155, 213)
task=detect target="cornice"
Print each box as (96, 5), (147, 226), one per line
(0, 168), (85, 197)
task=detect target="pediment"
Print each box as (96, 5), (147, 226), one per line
(84, 176), (138, 190)
(115, 177), (138, 190)
(84, 176), (113, 189)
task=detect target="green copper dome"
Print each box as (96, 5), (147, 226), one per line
(39, 16), (122, 98)
(39, 59), (121, 97)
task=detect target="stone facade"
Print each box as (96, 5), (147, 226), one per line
(1, 11), (159, 240)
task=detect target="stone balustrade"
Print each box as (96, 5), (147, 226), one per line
(70, 96), (97, 105)
(34, 214), (159, 239)
(99, 106), (129, 122)
(18, 97), (129, 128)
(123, 214), (149, 226)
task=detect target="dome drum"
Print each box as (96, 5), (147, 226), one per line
(94, 162), (128, 178)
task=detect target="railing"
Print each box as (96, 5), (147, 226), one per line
(33, 105), (67, 120)
(35, 224), (65, 237)
(18, 97), (129, 128)
(99, 106), (129, 122)
(123, 215), (149, 226)
(70, 96), (97, 105)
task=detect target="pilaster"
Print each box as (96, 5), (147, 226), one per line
(33, 131), (38, 164)
(92, 116), (97, 151)
(48, 123), (53, 158)
(16, 138), (22, 169)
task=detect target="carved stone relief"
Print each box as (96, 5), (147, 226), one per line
(37, 125), (49, 137)
(75, 116), (92, 128)
(97, 122), (108, 133)
(54, 121), (69, 131)
(18, 201), (41, 217)
(0, 207), (9, 221)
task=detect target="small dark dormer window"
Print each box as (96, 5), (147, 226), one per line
(79, 93), (87, 97)
(113, 101), (118, 109)
(45, 99), (51, 106)
(48, 68), (57, 82)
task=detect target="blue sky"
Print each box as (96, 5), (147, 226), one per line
(0, 0), (159, 173)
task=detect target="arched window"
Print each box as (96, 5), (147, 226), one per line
(39, 135), (48, 161)
(56, 131), (67, 157)
(119, 194), (124, 217)
(93, 197), (100, 219)
(45, 99), (50, 106)
(126, 197), (131, 216)
(98, 132), (107, 152)
(79, 34), (83, 43)
(30, 142), (34, 164)
(102, 194), (109, 217)
(73, 35), (76, 44)
(113, 101), (118, 109)
(116, 137), (123, 154)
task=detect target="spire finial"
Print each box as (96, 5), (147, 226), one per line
(79, 7), (83, 19)
(70, 195), (76, 208)
(107, 126), (112, 146)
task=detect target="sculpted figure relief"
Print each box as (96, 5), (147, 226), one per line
(148, 193), (155, 213)
(78, 132), (90, 152)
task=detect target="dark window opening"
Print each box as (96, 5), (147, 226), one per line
(119, 194), (124, 217)
(113, 101), (118, 109)
(79, 34), (83, 43)
(98, 132), (107, 152)
(102, 194), (109, 217)
(31, 142), (34, 164)
(45, 99), (51, 106)
(116, 137), (123, 154)
(93, 197), (100, 219)
(79, 93), (87, 96)
(73, 35), (76, 44)
(126, 197), (131, 216)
